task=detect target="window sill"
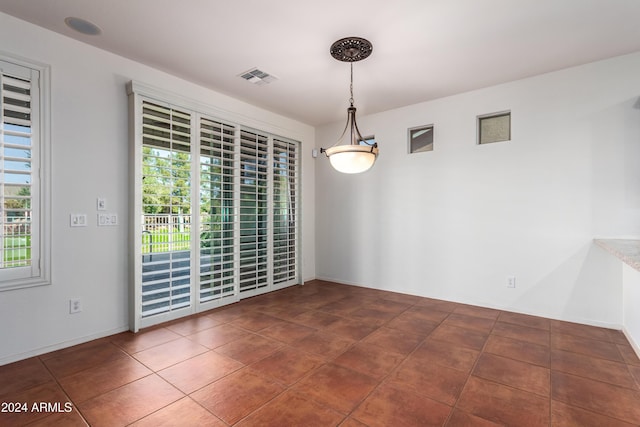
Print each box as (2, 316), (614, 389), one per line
(0, 277), (51, 292)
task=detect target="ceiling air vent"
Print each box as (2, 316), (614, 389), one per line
(239, 68), (277, 85)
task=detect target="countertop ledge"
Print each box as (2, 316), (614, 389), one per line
(594, 239), (640, 272)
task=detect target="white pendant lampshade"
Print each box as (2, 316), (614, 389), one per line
(324, 144), (378, 174)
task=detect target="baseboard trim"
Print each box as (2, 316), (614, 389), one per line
(623, 327), (640, 360)
(0, 325), (129, 366)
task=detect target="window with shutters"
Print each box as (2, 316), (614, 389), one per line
(272, 138), (298, 285)
(140, 103), (192, 317)
(0, 56), (50, 291)
(239, 130), (269, 294)
(199, 117), (236, 304)
(129, 83), (300, 330)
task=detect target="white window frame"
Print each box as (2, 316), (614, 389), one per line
(0, 53), (51, 291)
(128, 81), (301, 331)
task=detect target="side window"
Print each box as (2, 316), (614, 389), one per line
(478, 111), (511, 145)
(0, 56), (50, 290)
(408, 125), (434, 153)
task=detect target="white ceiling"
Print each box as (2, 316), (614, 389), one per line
(2, 0), (640, 126)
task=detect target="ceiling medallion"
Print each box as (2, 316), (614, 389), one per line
(330, 37), (373, 63)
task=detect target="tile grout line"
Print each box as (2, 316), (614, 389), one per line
(229, 295), (421, 425)
(276, 297), (412, 424)
(336, 300), (433, 424)
(440, 309), (502, 426)
(36, 354), (92, 426)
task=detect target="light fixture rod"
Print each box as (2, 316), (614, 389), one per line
(349, 63), (354, 107)
(327, 63), (363, 149)
(331, 106), (365, 148)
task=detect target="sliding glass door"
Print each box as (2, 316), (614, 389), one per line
(129, 91), (300, 331)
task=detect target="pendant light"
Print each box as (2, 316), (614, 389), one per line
(320, 37), (379, 174)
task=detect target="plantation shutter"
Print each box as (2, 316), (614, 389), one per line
(238, 129), (269, 293)
(199, 117), (236, 303)
(272, 138), (299, 285)
(140, 101), (192, 317)
(0, 61), (39, 281)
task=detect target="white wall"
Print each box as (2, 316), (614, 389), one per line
(623, 263), (640, 355)
(316, 52), (640, 327)
(0, 12), (316, 365)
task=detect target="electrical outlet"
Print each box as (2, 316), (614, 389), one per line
(69, 298), (82, 314)
(507, 276), (516, 288)
(97, 213), (118, 226)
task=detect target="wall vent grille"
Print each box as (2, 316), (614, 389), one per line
(239, 68), (277, 85)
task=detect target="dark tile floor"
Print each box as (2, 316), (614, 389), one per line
(1, 281), (640, 426)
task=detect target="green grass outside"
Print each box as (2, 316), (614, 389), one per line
(3, 236), (31, 266)
(142, 230), (191, 253)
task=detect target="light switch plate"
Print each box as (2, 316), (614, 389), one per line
(97, 198), (106, 210)
(70, 214), (87, 227)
